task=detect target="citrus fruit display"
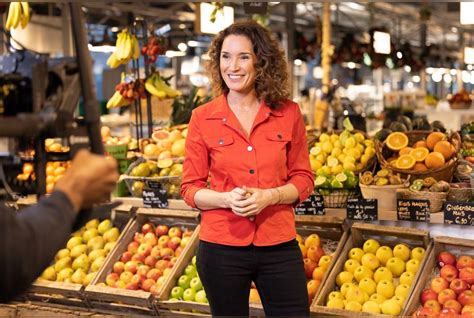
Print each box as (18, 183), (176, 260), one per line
(16, 161), (71, 194)
(359, 169), (404, 186)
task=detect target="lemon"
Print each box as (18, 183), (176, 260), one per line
(339, 130), (351, 146)
(337, 154), (346, 163)
(331, 164), (344, 175)
(315, 154), (326, 163)
(327, 156), (339, 167)
(330, 134), (339, 143)
(331, 147), (342, 157)
(356, 143), (365, 154)
(331, 179), (344, 188)
(319, 133), (330, 142)
(364, 139), (375, 148)
(347, 148), (362, 160)
(314, 175), (328, 187)
(365, 147), (375, 157)
(345, 137), (357, 149)
(360, 154), (371, 165)
(336, 173), (347, 182)
(343, 156), (356, 164)
(343, 161), (356, 171)
(310, 146), (322, 155)
(310, 158), (323, 171)
(322, 141), (333, 154)
(354, 132), (365, 143)
(333, 140), (342, 149)
(343, 117), (354, 131)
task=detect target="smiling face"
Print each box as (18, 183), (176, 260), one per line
(219, 34), (257, 96)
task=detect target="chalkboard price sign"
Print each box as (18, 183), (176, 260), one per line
(143, 186), (169, 209)
(295, 194), (325, 215)
(347, 198), (378, 221)
(397, 199), (430, 222)
(444, 201), (474, 226)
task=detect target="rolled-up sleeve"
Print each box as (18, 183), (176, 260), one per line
(286, 104), (314, 203)
(181, 110), (209, 208)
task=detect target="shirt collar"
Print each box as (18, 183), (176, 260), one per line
(206, 94), (283, 119)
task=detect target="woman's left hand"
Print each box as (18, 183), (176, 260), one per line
(230, 186), (274, 217)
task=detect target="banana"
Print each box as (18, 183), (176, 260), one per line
(131, 36), (140, 60)
(145, 74), (167, 98)
(12, 2), (21, 29)
(106, 52), (121, 68)
(5, 2), (19, 31)
(115, 32), (126, 60)
(20, 2), (29, 29)
(122, 33), (132, 61)
(154, 75), (181, 98)
(106, 91), (121, 109)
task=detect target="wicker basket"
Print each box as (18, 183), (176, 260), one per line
(449, 101), (472, 110)
(396, 188), (447, 213)
(316, 188), (360, 208)
(447, 185), (474, 202)
(360, 181), (409, 211)
(375, 131), (461, 182)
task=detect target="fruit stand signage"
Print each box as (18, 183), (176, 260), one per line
(143, 181), (168, 208)
(347, 198), (378, 221)
(295, 194), (325, 215)
(397, 199), (430, 222)
(444, 201), (474, 226)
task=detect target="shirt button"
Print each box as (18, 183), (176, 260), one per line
(247, 145), (253, 151)
(218, 139), (224, 145)
(249, 169), (255, 174)
(277, 133), (282, 139)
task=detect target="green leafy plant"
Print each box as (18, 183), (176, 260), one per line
(171, 86), (211, 126)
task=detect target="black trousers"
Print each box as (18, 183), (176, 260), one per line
(196, 239), (309, 317)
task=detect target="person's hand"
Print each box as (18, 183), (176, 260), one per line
(229, 186), (274, 218)
(55, 149), (119, 212)
(224, 187), (248, 216)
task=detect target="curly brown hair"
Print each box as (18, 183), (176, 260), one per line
(207, 20), (290, 109)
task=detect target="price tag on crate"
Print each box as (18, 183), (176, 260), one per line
(143, 181), (168, 208)
(397, 199), (430, 222)
(347, 198), (378, 221)
(444, 201), (474, 226)
(295, 194), (325, 215)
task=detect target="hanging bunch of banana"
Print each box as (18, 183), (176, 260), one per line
(5, 2), (30, 31)
(106, 29), (140, 69)
(145, 73), (181, 100)
(106, 73), (130, 109)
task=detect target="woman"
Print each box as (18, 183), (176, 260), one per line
(181, 20), (314, 316)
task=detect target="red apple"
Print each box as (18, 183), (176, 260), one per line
(134, 232), (144, 244)
(155, 224), (169, 237)
(415, 307), (436, 318)
(457, 256), (474, 270)
(121, 251), (133, 263)
(167, 237), (181, 250)
(472, 284), (474, 292)
(307, 246), (325, 263)
(169, 256), (178, 267)
(438, 288), (457, 305)
(125, 282), (139, 290)
(157, 235), (170, 248)
(438, 252), (457, 267)
(149, 283), (159, 295)
(137, 243), (152, 257)
(303, 259), (317, 279)
(421, 289), (439, 305)
(119, 271), (133, 284)
(131, 273), (146, 286)
(451, 278), (469, 294)
(180, 236), (191, 248)
(146, 268), (162, 281)
(444, 299), (462, 314)
(141, 223), (155, 235)
(458, 290), (474, 306)
(182, 229), (193, 237)
(143, 232), (158, 246)
(127, 241), (139, 254)
(440, 265), (459, 282)
(423, 299), (441, 313)
(137, 265), (151, 277)
(460, 267), (474, 284)
(431, 277), (449, 293)
(168, 226), (182, 238)
(141, 278), (156, 292)
(439, 308), (459, 318)
(150, 246), (161, 259)
(175, 246), (184, 257)
(113, 261), (125, 275)
(144, 255), (157, 268)
(463, 304), (474, 314)
(132, 253), (145, 263)
(160, 247), (174, 258)
(155, 259), (170, 271)
(124, 261), (139, 274)
(106, 272), (119, 287)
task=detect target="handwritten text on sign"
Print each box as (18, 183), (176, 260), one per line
(295, 194), (325, 215)
(143, 188), (169, 209)
(397, 199), (430, 222)
(444, 201), (474, 226)
(347, 198), (378, 221)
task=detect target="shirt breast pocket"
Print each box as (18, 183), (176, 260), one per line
(264, 130), (291, 168)
(204, 133), (235, 168)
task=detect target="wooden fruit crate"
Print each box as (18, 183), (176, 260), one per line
(25, 215), (132, 308)
(158, 215), (348, 316)
(84, 208), (200, 316)
(312, 223), (433, 317)
(403, 236), (474, 317)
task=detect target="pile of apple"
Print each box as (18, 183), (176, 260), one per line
(299, 233), (332, 303)
(169, 256), (208, 304)
(99, 222), (193, 294)
(39, 219), (120, 285)
(412, 252), (474, 317)
(324, 239), (425, 315)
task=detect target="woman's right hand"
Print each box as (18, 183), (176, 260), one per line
(225, 187), (248, 215)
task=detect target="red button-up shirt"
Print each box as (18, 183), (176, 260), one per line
(181, 95), (314, 246)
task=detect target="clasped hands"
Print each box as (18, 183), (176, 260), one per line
(226, 186), (275, 218)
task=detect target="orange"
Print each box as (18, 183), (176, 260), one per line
(433, 141), (455, 160)
(396, 154), (416, 170)
(312, 266), (327, 281)
(307, 279), (321, 301)
(399, 147), (413, 155)
(409, 147), (429, 162)
(426, 132), (446, 150)
(425, 152), (445, 169)
(386, 132), (409, 151)
(414, 140), (428, 149)
(413, 163), (428, 171)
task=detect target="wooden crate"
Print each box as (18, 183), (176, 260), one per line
(158, 215), (349, 316)
(84, 208), (200, 315)
(403, 236), (474, 317)
(25, 215), (132, 308)
(312, 223), (432, 317)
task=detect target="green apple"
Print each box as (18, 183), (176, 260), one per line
(405, 259), (420, 274)
(72, 254), (90, 271)
(361, 253), (380, 271)
(40, 266), (57, 281)
(373, 267), (393, 283)
(171, 286), (184, 299)
(363, 239), (380, 254)
(358, 277), (376, 295)
(178, 274), (191, 289)
(393, 244), (411, 262)
(91, 256), (106, 272)
(381, 298), (401, 315)
(376, 280), (395, 299)
(83, 228), (99, 242)
(71, 268), (86, 284)
(362, 300), (381, 313)
(103, 227), (120, 243)
(104, 242), (116, 253)
(70, 244), (87, 258)
(88, 249), (107, 262)
(98, 219), (113, 235)
(54, 256), (72, 273)
(410, 247), (425, 262)
(87, 236), (105, 251)
(375, 246), (393, 266)
(190, 277), (203, 291)
(385, 257), (405, 277)
(182, 288), (196, 301)
(395, 283), (410, 299)
(344, 259), (361, 273)
(347, 248), (364, 262)
(85, 219), (100, 229)
(55, 248), (70, 261)
(353, 265), (373, 282)
(66, 237), (83, 250)
(369, 293), (386, 304)
(399, 271), (414, 285)
(57, 268), (74, 282)
(184, 265), (198, 278)
(195, 290), (208, 303)
(83, 272), (96, 286)
(192, 256), (197, 266)
(326, 298), (344, 309)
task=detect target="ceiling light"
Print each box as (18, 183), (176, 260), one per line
(443, 73), (452, 83)
(451, 27), (458, 33)
(396, 51), (402, 59)
(294, 59), (302, 66)
(450, 69), (457, 76)
(373, 31), (391, 54)
(461, 2), (474, 25)
(313, 66), (323, 79)
(468, 65), (473, 71)
(426, 67), (434, 74)
(166, 50), (186, 58)
(179, 24), (186, 29)
(464, 47), (474, 64)
(177, 42), (188, 52)
(404, 65), (411, 73)
(462, 70), (471, 82)
(110, 27), (119, 33)
(88, 44), (116, 53)
(347, 62), (356, 69)
(412, 75), (421, 83)
(432, 72), (442, 82)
